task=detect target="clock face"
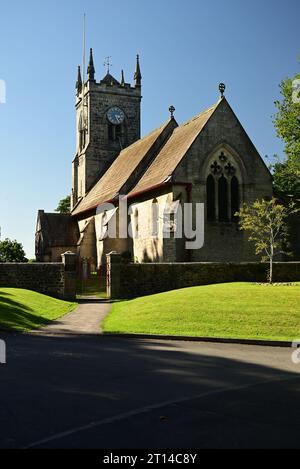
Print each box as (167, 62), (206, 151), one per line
(107, 107), (125, 125)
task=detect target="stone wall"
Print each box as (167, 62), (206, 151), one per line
(0, 253), (77, 300)
(106, 253), (300, 299)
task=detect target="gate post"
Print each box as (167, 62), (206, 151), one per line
(106, 252), (121, 300)
(61, 252), (77, 301)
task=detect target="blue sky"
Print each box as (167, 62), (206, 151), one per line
(0, 0), (299, 258)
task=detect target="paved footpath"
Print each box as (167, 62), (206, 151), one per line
(30, 300), (111, 336)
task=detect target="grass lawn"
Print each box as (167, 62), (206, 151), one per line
(103, 282), (300, 342)
(0, 288), (77, 332)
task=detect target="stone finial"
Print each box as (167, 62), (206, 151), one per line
(134, 54), (142, 88)
(76, 66), (82, 93)
(87, 48), (96, 81)
(169, 105), (176, 119)
(219, 83), (226, 98)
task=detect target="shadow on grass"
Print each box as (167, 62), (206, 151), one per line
(0, 292), (52, 331)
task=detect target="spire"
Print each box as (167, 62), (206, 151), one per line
(134, 54), (142, 88)
(87, 48), (95, 81)
(76, 66), (82, 93)
(121, 70), (125, 86)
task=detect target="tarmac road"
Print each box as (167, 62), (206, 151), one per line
(0, 333), (300, 449)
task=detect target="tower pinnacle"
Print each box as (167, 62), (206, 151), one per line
(87, 48), (95, 81)
(134, 54), (142, 88)
(121, 70), (125, 86)
(76, 66), (82, 94)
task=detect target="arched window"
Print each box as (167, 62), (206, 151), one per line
(207, 152), (241, 223)
(152, 199), (159, 237)
(231, 176), (240, 221)
(218, 176), (229, 222)
(206, 175), (215, 221)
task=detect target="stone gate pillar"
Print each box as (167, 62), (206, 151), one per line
(61, 252), (77, 301)
(106, 252), (121, 300)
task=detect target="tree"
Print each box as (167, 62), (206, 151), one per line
(271, 156), (300, 200)
(237, 199), (298, 284)
(272, 60), (300, 200)
(55, 195), (71, 214)
(0, 239), (28, 263)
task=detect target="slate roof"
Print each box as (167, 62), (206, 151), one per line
(128, 102), (219, 197)
(37, 212), (79, 247)
(72, 99), (220, 216)
(72, 120), (174, 216)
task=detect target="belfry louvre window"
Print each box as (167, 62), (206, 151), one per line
(108, 124), (123, 142)
(206, 153), (240, 222)
(78, 113), (86, 151)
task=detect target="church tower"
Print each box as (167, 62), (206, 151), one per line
(72, 51), (142, 209)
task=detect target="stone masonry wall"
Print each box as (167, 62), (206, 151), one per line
(107, 256), (300, 299)
(0, 263), (66, 298)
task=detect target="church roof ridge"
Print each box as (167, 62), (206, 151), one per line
(72, 98), (223, 216)
(127, 100), (221, 198)
(72, 119), (176, 216)
(119, 119), (174, 153)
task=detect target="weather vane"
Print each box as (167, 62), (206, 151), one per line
(103, 56), (112, 74)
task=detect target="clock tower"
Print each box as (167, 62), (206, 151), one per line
(72, 50), (142, 209)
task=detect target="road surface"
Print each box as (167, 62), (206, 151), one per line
(0, 333), (299, 449)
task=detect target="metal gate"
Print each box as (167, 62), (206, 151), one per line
(76, 259), (107, 299)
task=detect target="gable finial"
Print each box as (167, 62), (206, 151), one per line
(87, 48), (95, 81)
(169, 105), (176, 119)
(134, 54), (142, 88)
(219, 83), (226, 98)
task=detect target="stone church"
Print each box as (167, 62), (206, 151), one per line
(36, 50), (273, 269)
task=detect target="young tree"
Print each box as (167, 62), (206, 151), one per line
(0, 239), (28, 263)
(272, 60), (300, 200)
(237, 199), (298, 284)
(55, 195), (71, 214)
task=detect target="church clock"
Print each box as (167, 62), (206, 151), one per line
(107, 107), (125, 125)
